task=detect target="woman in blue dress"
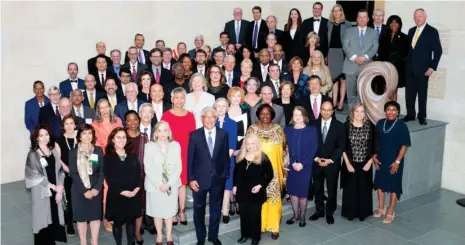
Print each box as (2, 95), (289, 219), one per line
(284, 106), (318, 227)
(214, 98), (238, 224)
(373, 101), (411, 224)
(284, 57), (310, 101)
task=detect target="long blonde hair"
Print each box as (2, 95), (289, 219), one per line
(329, 4), (346, 23)
(308, 50), (328, 69)
(236, 134), (263, 164)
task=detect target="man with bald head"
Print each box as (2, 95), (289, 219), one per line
(51, 98), (85, 136)
(87, 41), (112, 74)
(70, 89), (96, 123)
(114, 83), (143, 126)
(266, 15), (283, 41)
(224, 7), (250, 49)
(404, 8), (442, 125)
(252, 49), (272, 82)
(83, 74), (104, 109)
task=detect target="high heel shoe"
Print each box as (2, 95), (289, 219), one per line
(172, 212), (179, 226)
(179, 208), (188, 225)
(373, 208), (385, 218)
(383, 213), (395, 224)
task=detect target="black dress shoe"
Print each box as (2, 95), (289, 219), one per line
(299, 220), (306, 227)
(136, 240), (144, 245)
(309, 212), (325, 221)
(208, 238), (223, 245)
(286, 217), (297, 225)
(67, 227), (76, 237)
(402, 116), (415, 122)
(359, 217), (365, 222)
(237, 237), (249, 243)
(326, 215), (335, 224)
(251, 239), (260, 245)
(196, 241), (205, 245)
(419, 118), (427, 125)
(222, 215), (230, 224)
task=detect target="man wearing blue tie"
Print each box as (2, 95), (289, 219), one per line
(246, 6), (269, 54)
(188, 107), (230, 245)
(59, 62), (85, 98)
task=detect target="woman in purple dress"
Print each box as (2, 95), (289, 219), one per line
(283, 106), (318, 227)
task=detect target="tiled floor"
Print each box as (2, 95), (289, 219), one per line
(2, 180), (464, 245)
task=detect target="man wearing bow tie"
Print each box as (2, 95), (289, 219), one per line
(59, 62), (85, 98)
(301, 2), (329, 56)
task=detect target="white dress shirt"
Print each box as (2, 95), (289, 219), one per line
(270, 78), (280, 96)
(140, 123), (152, 137)
(130, 62), (138, 73)
(70, 77), (78, 90)
(197, 65), (206, 76)
(313, 17), (321, 34)
(98, 72), (106, 85)
(321, 117), (332, 132)
(152, 101), (163, 121)
(128, 100), (138, 111)
(204, 126), (217, 149)
(224, 71), (234, 87)
(121, 83), (127, 96)
(163, 62), (171, 70)
(310, 94), (322, 116)
(73, 105), (84, 118)
(273, 59), (283, 72)
(260, 64), (269, 81)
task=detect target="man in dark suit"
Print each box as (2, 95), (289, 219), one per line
(91, 54), (117, 92)
(148, 48), (174, 86)
(300, 2), (329, 55)
(188, 107), (230, 245)
(87, 41), (112, 74)
(370, 8), (388, 61)
(299, 76), (332, 121)
(188, 35), (205, 58)
(192, 49), (209, 77)
(114, 83), (143, 126)
(224, 7), (249, 49)
(161, 48), (176, 70)
(149, 84), (171, 125)
(250, 85), (286, 127)
(246, 6), (269, 53)
(41, 97), (84, 137)
(102, 77), (124, 110)
(122, 46), (148, 83)
(70, 89), (96, 124)
(25, 81), (50, 133)
(252, 49), (271, 82)
(110, 49), (123, 79)
(261, 64), (282, 99)
(124, 33), (150, 66)
(266, 15), (283, 41)
(404, 8), (442, 125)
(212, 49), (226, 68)
(59, 62), (85, 98)
(272, 44), (288, 77)
(155, 39), (166, 50)
(213, 32), (230, 54)
(226, 43), (237, 56)
(83, 74), (104, 109)
(118, 68), (132, 97)
(224, 55), (240, 87)
(39, 86), (62, 128)
(309, 101), (345, 225)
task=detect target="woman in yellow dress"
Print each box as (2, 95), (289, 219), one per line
(246, 103), (286, 240)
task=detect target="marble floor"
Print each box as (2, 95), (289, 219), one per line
(2, 180), (465, 245)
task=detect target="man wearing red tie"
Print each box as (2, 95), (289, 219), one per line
(122, 46), (148, 83)
(149, 48), (174, 86)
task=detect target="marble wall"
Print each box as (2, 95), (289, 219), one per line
(382, 1), (465, 194)
(0, 1), (335, 183)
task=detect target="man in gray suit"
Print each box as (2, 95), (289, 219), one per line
(251, 85), (286, 127)
(342, 9), (379, 108)
(70, 89), (96, 124)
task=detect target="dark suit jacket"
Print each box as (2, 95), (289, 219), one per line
(224, 19), (250, 45)
(150, 101), (172, 125)
(252, 62), (272, 82)
(71, 105), (96, 122)
(301, 17), (329, 56)
(39, 104), (85, 136)
(87, 55), (112, 74)
(261, 78), (281, 99)
(148, 65), (174, 86)
(226, 71), (241, 87)
(124, 49), (151, 66)
(114, 99), (143, 126)
(99, 94), (125, 107)
(298, 94), (333, 121)
(92, 69), (118, 92)
(187, 127), (230, 190)
(407, 24), (442, 76)
(83, 90), (105, 108)
(246, 19), (269, 52)
(121, 62), (148, 82)
(25, 96), (50, 133)
(370, 24), (388, 60)
(269, 29), (284, 42)
(314, 118), (345, 169)
(59, 78), (85, 98)
(272, 58), (289, 77)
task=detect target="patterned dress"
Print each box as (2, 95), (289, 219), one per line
(129, 133), (149, 211)
(246, 123), (286, 233)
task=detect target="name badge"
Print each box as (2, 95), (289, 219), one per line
(85, 118), (92, 124)
(40, 158), (48, 168)
(90, 154), (98, 164)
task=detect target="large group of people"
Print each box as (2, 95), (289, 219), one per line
(24, 2), (441, 245)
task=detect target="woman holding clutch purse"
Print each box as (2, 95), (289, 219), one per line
(144, 121), (182, 245)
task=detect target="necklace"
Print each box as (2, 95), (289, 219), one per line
(383, 118), (398, 133)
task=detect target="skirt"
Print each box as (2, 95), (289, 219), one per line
(146, 189), (179, 219)
(328, 48), (345, 81)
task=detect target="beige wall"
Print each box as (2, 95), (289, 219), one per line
(0, 1), (335, 183)
(382, 1), (465, 194)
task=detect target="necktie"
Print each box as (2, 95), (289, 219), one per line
(101, 73), (105, 86)
(235, 21), (240, 43)
(132, 66), (137, 81)
(252, 21), (259, 48)
(313, 98), (318, 119)
(227, 73), (232, 86)
(144, 127), (148, 136)
(110, 97), (116, 110)
(138, 50), (143, 64)
(314, 19), (320, 22)
(360, 29), (365, 47)
(70, 79), (77, 83)
(89, 92), (95, 109)
(155, 68), (160, 84)
(76, 108), (82, 117)
(275, 81), (280, 94)
(55, 105), (59, 117)
(412, 27), (421, 48)
(207, 131), (213, 156)
(376, 26), (380, 36)
(322, 122), (328, 143)
(199, 69), (203, 76)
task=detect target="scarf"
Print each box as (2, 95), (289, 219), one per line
(77, 144), (94, 189)
(25, 150), (52, 199)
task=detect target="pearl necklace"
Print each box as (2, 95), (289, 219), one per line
(383, 118), (398, 134)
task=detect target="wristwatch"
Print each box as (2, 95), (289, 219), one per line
(395, 160), (400, 164)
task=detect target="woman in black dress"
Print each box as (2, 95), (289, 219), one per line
(341, 104), (376, 221)
(69, 124), (104, 245)
(55, 115), (77, 236)
(137, 71), (155, 102)
(379, 15), (409, 101)
(25, 125), (67, 245)
(207, 64), (230, 99)
(234, 133), (274, 245)
(281, 8), (304, 62)
(272, 81), (295, 125)
(105, 127), (142, 245)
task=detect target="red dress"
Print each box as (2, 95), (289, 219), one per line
(161, 110), (196, 185)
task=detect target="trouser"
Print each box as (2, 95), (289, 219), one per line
(239, 202), (262, 241)
(345, 73), (361, 109)
(313, 165), (339, 216)
(405, 72), (429, 119)
(64, 175), (74, 231)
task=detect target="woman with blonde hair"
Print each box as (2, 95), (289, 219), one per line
(303, 50), (333, 95)
(303, 31), (322, 65)
(328, 4), (352, 111)
(144, 121), (182, 245)
(341, 103), (376, 221)
(185, 73), (216, 128)
(239, 59), (254, 89)
(233, 134), (274, 245)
